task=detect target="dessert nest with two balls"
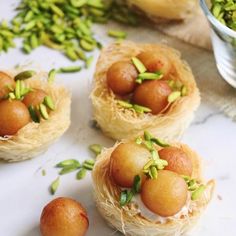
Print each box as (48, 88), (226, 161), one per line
(91, 41), (200, 140)
(0, 70), (71, 162)
(92, 131), (215, 236)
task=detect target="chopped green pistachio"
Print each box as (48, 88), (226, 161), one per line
(117, 100), (133, 108)
(137, 72), (163, 81)
(48, 69), (56, 83)
(135, 137), (143, 145)
(108, 30), (127, 39)
(56, 159), (81, 168)
(168, 91), (181, 103)
(42, 169), (46, 176)
(191, 185), (206, 200)
(89, 144), (102, 156)
(50, 177), (60, 195)
(14, 70), (36, 80)
(133, 104), (152, 114)
(58, 66), (82, 73)
(131, 57), (147, 74)
(39, 104), (49, 120)
(76, 168), (87, 180)
(59, 164), (80, 175)
(181, 85), (188, 96)
(151, 137), (170, 147)
(28, 105), (40, 123)
(44, 96), (55, 111)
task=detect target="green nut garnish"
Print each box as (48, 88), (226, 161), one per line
(211, 0), (236, 31)
(14, 70), (36, 81)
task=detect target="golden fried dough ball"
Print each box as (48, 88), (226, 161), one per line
(40, 197), (89, 236)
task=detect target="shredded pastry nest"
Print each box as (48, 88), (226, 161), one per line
(92, 141), (215, 236)
(125, 0), (198, 21)
(90, 41), (200, 140)
(0, 71), (71, 162)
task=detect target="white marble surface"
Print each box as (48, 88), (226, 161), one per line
(0, 1), (236, 236)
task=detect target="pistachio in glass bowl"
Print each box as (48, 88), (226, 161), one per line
(200, 0), (236, 87)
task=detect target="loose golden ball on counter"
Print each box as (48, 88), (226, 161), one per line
(0, 71), (15, 100)
(40, 197), (89, 236)
(23, 89), (47, 107)
(159, 147), (193, 176)
(132, 80), (172, 114)
(107, 61), (138, 95)
(141, 170), (188, 217)
(137, 51), (172, 77)
(110, 142), (150, 188)
(0, 100), (30, 136)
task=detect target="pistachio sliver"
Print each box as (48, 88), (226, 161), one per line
(56, 159), (80, 168)
(117, 100), (133, 109)
(14, 70), (36, 80)
(44, 96), (55, 111)
(48, 69), (56, 83)
(15, 80), (21, 100)
(143, 159), (154, 170)
(150, 166), (158, 179)
(137, 72), (163, 81)
(59, 164), (80, 175)
(181, 85), (188, 96)
(132, 175), (141, 193)
(39, 103), (49, 120)
(120, 190), (128, 206)
(50, 177), (60, 195)
(133, 104), (152, 114)
(58, 66), (81, 73)
(191, 185), (206, 201)
(135, 137), (143, 145)
(108, 30), (127, 39)
(28, 105), (40, 123)
(8, 92), (16, 100)
(82, 162), (94, 170)
(76, 168), (87, 180)
(131, 57), (146, 73)
(151, 137), (170, 147)
(89, 144), (102, 156)
(168, 91), (181, 103)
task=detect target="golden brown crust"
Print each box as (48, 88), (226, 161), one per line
(92, 141), (215, 236)
(90, 41), (200, 140)
(0, 71), (71, 162)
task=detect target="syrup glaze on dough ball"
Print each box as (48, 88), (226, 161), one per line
(141, 170), (188, 217)
(159, 147), (193, 176)
(132, 80), (172, 114)
(110, 142), (150, 188)
(0, 100), (30, 136)
(40, 197), (89, 236)
(0, 71), (15, 100)
(23, 89), (47, 108)
(107, 61), (138, 95)
(137, 51), (172, 78)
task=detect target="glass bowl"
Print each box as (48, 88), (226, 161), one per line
(200, 0), (236, 88)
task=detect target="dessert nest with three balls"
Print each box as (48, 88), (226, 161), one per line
(0, 70), (71, 162)
(91, 41), (200, 140)
(92, 131), (214, 236)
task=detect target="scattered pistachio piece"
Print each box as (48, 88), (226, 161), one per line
(133, 104), (152, 114)
(44, 96), (55, 111)
(42, 169), (46, 176)
(56, 159), (80, 168)
(59, 164), (81, 175)
(50, 177), (60, 195)
(14, 70), (36, 80)
(168, 91), (181, 103)
(28, 105), (40, 123)
(58, 66), (82, 73)
(48, 69), (56, 83)
(191, 185), (206, 200)
(131, 57), (146, 74)
(89, 144), (102, 156)
(137, 72), (163, 81)
(181, 85), (188, 96)
(117, 100), (133, 109)
(108, 30), (127, 39)
(76, 168), (87, 180)
(39, 103), (49, 120)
